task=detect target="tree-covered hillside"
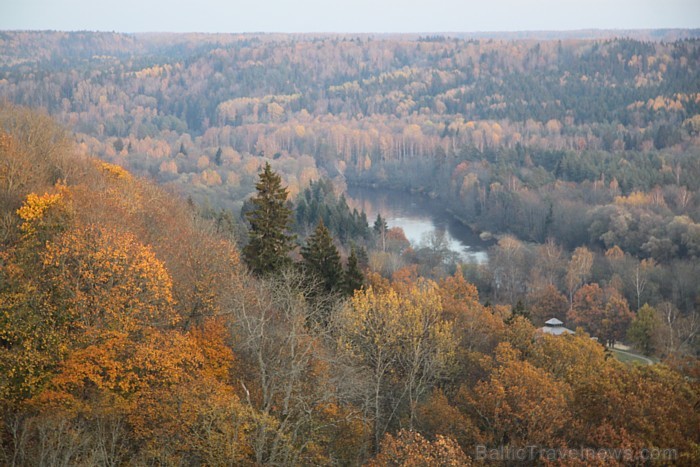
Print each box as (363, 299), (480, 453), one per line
(2, 31), (698, 335)
(1, 105), (698, 464)
(2, 32), (699, 207)
(1, 30), (700, 463)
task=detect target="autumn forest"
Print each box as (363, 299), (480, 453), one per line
(1, 30), (699, 464)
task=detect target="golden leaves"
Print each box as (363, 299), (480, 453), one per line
(17, 191), (64, 235)
(337, 278), (457, 443)
(41, 224), (178, 333)
(341, 279), (456, 362)
(614, 191), (653, 207)
(97, 161), (131, 180)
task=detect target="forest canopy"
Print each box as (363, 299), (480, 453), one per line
(1, 29), (700, 464)
(0, 101), (698, 467)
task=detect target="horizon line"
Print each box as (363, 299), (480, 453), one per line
(3, 27), (700, 35)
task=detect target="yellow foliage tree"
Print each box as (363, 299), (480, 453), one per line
(16, 190), (69, 238)
(1, 190), (74, 405)
(337, 279), (455, 448)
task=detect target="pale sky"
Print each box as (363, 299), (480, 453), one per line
(1, 0), (699, 33)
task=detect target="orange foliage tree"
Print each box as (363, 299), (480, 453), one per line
(367, 429), (472, 466)
(567, 283), (634, 346)
(462, 343), (572, 449)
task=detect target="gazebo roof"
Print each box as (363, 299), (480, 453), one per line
(545, 318), (564, 326)
(538, 318), (574, 336)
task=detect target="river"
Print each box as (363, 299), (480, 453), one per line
(345, 187), (490, 264)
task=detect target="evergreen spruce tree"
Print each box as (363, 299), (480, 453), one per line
(373, 213), (388, 234)
(374, 213), (388, 251)
(506, 299), (531, 324)
(343, 247), (365, 296)
(301, 219), (343, 294)
(243, 163), (296, 275)
(355, 245), (369, 269)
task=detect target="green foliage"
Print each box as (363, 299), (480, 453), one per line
(301, 219), (344, 295)
(506, 299), (531, 325)
(243, 163), (296, 275)
(343, 247), (365, 296)
(373, 214), (388, 235)
(295, 178), (370, 244)
(627, 303), (658, 355)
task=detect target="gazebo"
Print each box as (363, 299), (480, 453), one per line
(538, 318), (574, 336)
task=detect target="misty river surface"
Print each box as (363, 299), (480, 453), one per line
(345, 187), (490, 264)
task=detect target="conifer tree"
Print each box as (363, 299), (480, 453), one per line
(343, 247), (365, 296)
(506, 299), (531, 324)
(374, 213), (388, 252)
(243, 163), (296, 275)
(373, 213), (388, 235)
(301, 219), (343, 294)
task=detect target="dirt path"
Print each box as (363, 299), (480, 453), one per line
(611, 347), (655, 365)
